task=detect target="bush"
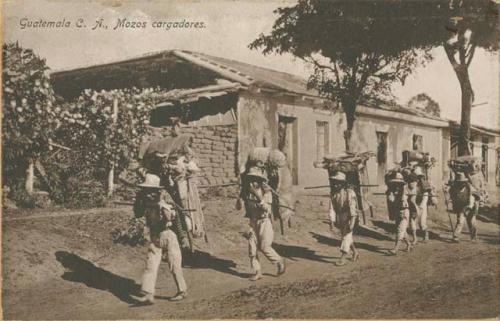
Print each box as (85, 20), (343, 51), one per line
(8, 181), (35, 208)
(111, 217), (147, 246)
(65, 176), (107, 208)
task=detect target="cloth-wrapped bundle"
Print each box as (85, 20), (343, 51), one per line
(247, 147), (271, 168)
(269, 149), (287, 168)
(139, 135), (194, 176)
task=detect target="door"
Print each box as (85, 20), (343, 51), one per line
(376, 131), (388, 185)
(278, 115), (298, 185)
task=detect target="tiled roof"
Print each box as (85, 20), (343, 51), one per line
(51, 49), (451, 124)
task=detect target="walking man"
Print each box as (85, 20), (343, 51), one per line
(408, 167), (434, 244)
(239, 167), (286, 281)
(386, 172), (412, 255)
(450, 172), (478, 242)
(329, 172), (359, 266)
(131, 174), (187, 304)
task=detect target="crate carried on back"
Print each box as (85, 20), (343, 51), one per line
(384, 150), (437, 184)
(447, 155), (488, 206)
(447, 155), (481, 176)
(314, 151), (376, 225)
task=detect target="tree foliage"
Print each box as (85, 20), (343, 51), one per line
(2, 42), (58, 186)
(55, 88), (156, 177)
(250, 0), (436, 150)
(2, 42), (165, 205)
(250, 0), (497, 153)
(407, 93), (441, 117)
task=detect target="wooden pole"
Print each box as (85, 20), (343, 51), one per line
(107, 98), (118, 197)
(25, 159), (34, 195)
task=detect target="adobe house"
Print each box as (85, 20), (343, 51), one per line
(51, 50), (453, 190)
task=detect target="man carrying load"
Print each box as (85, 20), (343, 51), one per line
(237, 167), (286, 281)
(131, 174), (187, 304)
(449, 172), (478, 242)
(329, 171), (359, 266)
(408, 166), (437, 244)
(386, 172), (412, 255)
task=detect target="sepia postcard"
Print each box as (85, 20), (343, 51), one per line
(1, 0), (499, 319)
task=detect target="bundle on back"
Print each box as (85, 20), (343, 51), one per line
(314, 151), (375, 174)
(401, 150), (436, 170)
(448, 156), (481, 174)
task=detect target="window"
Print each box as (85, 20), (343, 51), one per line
(413, 134), (423, 152)
(376, 131), (388, 164)
(316, 121), (330, 161)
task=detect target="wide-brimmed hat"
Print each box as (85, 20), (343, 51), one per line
(138, 173), (163, 189)
(246, 167), (268, 182)
(330, 172), (346, 182)
(454, 172), (469, 182)
(389, 172), (405, 184)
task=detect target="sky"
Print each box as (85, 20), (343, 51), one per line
(3, 0), (498, 129)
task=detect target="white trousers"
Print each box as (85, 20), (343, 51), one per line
(141, 229), (187, 295)
(248, 217), (282, 273)
(410, 195), (428, 231)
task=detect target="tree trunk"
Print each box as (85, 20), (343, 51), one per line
(343, 105), (356, 152)
(107, 166), (114, 197)
(108, 98), (119, 197)
(443, 36), (474, 157)
(457, 69), (473, 156)
(25, 159), (34, 195)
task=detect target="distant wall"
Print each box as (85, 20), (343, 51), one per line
(237, 93), (277, 171)
(352, 114), (445, 186)
(236, 92), (450, 190)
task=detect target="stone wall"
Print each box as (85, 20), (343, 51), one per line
(180, 125), (239, 187)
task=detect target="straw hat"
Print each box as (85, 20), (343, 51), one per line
(389, 172), (405, 184)
(246, 167), (268, 182)
(138, 173), (163, 189)
(330, 172), (346, 182)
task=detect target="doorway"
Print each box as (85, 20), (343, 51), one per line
(376, 131), (388, 185)
(278, 115), (299, 185)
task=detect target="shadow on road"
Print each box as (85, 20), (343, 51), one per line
(478, 204), (499, 224)
(371, 219), (447, 242)
(371, 220), (396, 234)
(183, 250), (251, 279)
(55, 251), (139, 304)
(310, 232), (390, 255)
(272, 242), (335, 263)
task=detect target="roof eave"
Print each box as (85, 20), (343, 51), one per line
(357, 105), (449, 128)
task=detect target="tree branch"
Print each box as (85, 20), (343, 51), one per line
(443, 43), (460, 72)
(307, 56), (337, 74)
(332, 60), (342, 87)
(465, 43), (476, 67)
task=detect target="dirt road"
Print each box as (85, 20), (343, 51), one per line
(2, 194), (499, 319)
